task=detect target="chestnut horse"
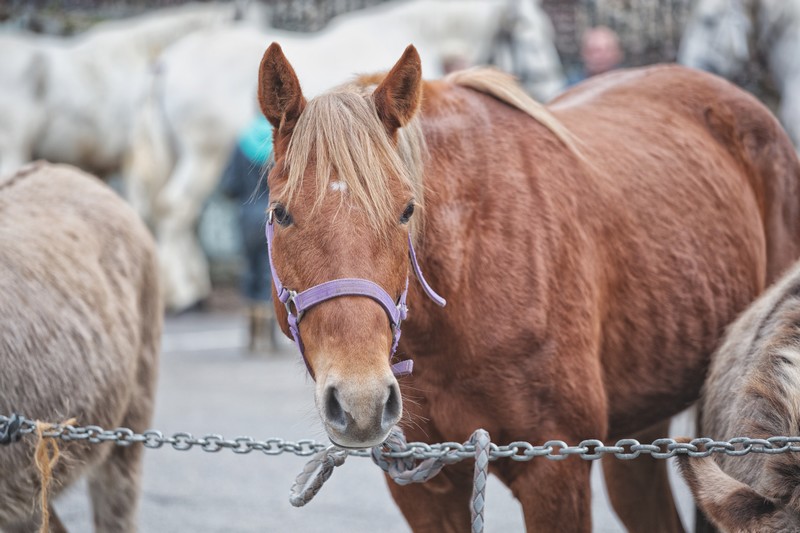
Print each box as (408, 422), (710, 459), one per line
(258, 43), (800, 531)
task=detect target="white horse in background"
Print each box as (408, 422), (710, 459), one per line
(679, 0), (800, 150)
(0, 32), (50, 176)
(126, 0), (565, 312)
(0, 2), (257, 178)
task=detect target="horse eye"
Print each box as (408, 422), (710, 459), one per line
(400, 203), (415, 224)
(272, 204), (292, 226)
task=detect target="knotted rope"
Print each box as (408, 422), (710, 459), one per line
(291, 427), (492, 533)
(470, 429), (491, 533)
(34, 418), (75, 533)
(290, 445), (349, 507)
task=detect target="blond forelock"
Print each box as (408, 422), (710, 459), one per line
(283, 82), (426, 235)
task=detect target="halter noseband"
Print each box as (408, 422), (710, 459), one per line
(265, 212), (446, 380)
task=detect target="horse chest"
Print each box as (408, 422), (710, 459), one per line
(423, 382), (503, 439)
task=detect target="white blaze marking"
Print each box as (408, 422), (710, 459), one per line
(330, 181), (348, 192)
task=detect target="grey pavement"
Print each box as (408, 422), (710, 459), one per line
(54, 310), (696, 532)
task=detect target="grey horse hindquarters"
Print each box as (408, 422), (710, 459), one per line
(0, 162), (162, 531)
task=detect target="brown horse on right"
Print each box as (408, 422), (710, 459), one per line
(258, 43), (800, 532)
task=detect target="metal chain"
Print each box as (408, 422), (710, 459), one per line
(4, 414), (800, 460)
(0, 413), (24, 445)
(0, 414), (366, 457)
(6, 413), (800, 533)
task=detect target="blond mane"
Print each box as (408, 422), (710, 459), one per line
(282, 68), (580, 231)
(445, 67), (583, 157)
(283, 83), (426, 234)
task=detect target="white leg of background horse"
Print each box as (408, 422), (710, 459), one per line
(0, 152), (31, 180)
(778, 73), (800, 153)
(0, 37), (47, 179)
(155, 145), (228, 311)
(766, 2), (800, 155)
(123, 82), (175, 227)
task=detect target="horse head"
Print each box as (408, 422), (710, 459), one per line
(679, 0), (753, 79)
(258, 43), (429, 448)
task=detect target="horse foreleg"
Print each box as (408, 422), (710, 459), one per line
(123, 88), (175, 228)
(88, 443), (143, 533)
(89, 324), (156, 533)
(602, 418), (685, 533)
(88, 373), (155, 533)
(5, 504), (68, 533)
(157, 227), (212, 312)
(154, 147), (225, 311)
(503, 458), (592, 532)
(386, 461), (475, 533)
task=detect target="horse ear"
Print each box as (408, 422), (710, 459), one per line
(258, 42), (306, 135)
(373, 45), (422, 135)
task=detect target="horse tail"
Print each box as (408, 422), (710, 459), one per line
(675, 439), (786, 531)
(702, 79), (800, 283)
(123, 62), (174, 226)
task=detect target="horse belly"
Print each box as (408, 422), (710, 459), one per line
(601, 173), (767, 438)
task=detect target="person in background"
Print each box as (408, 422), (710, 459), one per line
(567, 25), (624, 85)
(220, 114), (276, 353)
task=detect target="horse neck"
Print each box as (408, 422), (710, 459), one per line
(401, 83), (559, 349)
(77, 5), (234, 62)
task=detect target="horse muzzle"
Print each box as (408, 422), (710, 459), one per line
(318, 374), (402, 448)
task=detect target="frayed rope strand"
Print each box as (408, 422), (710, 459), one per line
(34, 418), (75, 533)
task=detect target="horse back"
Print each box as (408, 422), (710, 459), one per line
(551, 66), (800, 433)
(551, 64), (800, 283)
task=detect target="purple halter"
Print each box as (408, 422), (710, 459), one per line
(265, 212), (446, 380)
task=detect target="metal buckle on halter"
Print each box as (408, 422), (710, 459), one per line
(396, 302), (408, 325)
(284, 290), (304, 323)
(267, 209), (274, 225)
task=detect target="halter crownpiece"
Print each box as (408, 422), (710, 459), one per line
(265, 212), (446, 380)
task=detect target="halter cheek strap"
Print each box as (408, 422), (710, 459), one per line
(265, 218), (445, 380)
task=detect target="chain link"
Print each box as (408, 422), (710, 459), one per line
(4, 413), (800, 461)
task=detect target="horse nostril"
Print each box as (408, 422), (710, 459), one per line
(324, 386), (347, 431)
(382, 384), (402, 428)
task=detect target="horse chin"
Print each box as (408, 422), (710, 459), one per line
(326, 430), (390, 450)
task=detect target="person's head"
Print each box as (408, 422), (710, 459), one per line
(581, 26), (623, 77)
